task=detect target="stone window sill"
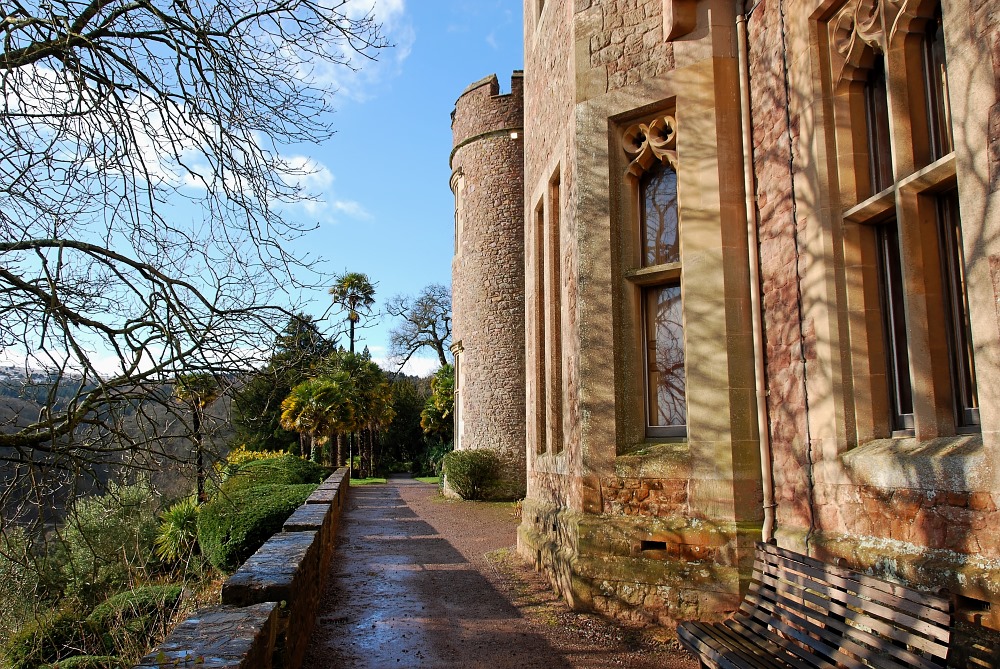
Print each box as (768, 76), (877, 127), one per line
(615, 440), (691, 479)
(839, 434), (987, 491)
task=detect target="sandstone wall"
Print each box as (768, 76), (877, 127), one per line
(450, 73), (526, 498)
(747, 0), (1000, 630)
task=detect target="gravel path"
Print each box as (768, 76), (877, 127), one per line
(304, 475), (700, 668)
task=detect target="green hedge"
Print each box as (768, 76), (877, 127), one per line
(84, 585), (182, 658)
(442, 450), (502, 501)
(3, 608), (92, 669)
(220, 455), (328, 494)
(197, 483), (318, 571)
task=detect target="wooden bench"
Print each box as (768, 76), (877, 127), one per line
(678, 542), (952, 669)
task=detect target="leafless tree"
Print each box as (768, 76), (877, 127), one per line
(386, 283), (452, 371)
(0, 0), (387, 512)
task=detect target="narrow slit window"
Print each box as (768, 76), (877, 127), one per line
(875, 220), (914, 434)
(938, 190), (979, 428)
(864, 56), (893, 195)
(641, 162), (680, 267)
(644, 284), (686, 436)
(922, 9), (953, 160)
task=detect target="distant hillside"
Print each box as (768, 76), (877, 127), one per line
(0, 369), (234, 525)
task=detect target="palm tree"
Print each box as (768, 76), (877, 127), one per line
(279, 375), (355, 463)
(329, 271), (376, 353)
(175, 373), (220, 504)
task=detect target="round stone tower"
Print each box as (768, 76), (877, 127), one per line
(449, 72), (526, 499)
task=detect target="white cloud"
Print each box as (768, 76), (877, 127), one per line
(331, 200), (372, 219)
(370, 353), (440, 377)
(312, 0), (414, 102)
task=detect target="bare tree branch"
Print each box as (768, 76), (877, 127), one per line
(0, 0), (388, 515)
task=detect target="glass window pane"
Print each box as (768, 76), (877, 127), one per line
(923, 9), (953, 160)
(864, 56), (893, 195)
(645, 284), (686, 428)
(938, 191), (979, 427)
(640, 161), (679, 267)
(875, 221), (914, 432)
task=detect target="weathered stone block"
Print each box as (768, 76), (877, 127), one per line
(134, 602), (278, 669)
(222, 531), (319, 669)
(283, 502), (335, 575)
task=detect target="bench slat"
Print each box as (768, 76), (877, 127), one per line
(757, 547), (952, 630)
(753, 569), (950, 663)
(677, 543), (952, 669)
(753, 558), (951, 656)
(747, 580), (943, 669)
(681, 619), (798, 669)
(760, 543), (951, 615)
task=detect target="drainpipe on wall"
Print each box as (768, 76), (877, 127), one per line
(737, 5), (777, 544)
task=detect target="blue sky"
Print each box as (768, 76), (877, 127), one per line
(284, 1), (525, 375)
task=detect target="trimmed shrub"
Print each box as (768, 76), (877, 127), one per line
(85, 585), (182, 658)
(219, 455), (328, 494)
(42, 655), (125, 669)
(442, 450), (502, 501)
(197, 483), (318, 571)
(2, 607), (92, 669)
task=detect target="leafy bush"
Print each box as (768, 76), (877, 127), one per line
(442, 450), (502, 500)
(154, 498), (199, 564)
(2, 607), (92, 669)
(217, 445), (288, 480)
(197, 483), (317, 571)
(219, 455), (328, 494)
(0, 527), (45, 647)
(226, 445), (287, 467)
(85, 585), (182, 658)
(58, 480), (159, 605)
(42, 655), (125, 669)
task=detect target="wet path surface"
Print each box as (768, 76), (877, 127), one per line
(304, 476), (699, 668)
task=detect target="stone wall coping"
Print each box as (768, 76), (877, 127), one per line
(283, 502), (330, 532)
(305, 487), (338, 504)
(135, 602), (279, 668)
(135, 469), (349, 669)
(221, 531), (317, 606)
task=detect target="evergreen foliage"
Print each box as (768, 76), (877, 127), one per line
(154, 498), (200, 564)
(2, 607), (92, 669)
(197, 483), (317, 572)
(84, 585), (182, 658)
(232, 314), (337, 453)
(57, 480), (160, 605)
(220, 455), (328, 493)
(442, 450), (502, 501)
(421, 364), (454, 442)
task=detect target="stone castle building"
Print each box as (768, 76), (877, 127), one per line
(451, 0), (1000, 644)
(450, 73), (527, 498)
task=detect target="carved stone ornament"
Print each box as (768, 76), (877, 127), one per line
(830, 0), (931, 85)
(623, 116), (677, 179)
(663, 0), (697, 41)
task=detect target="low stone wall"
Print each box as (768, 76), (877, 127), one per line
(136, 467), (350, 669)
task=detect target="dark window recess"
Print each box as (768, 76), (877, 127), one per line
(875, 221), (914, 434)
(938, 191), (980, 429)
(922, 8), (953, 161)
(864, 55), (893, 195)
(640, 540), (667, 552)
